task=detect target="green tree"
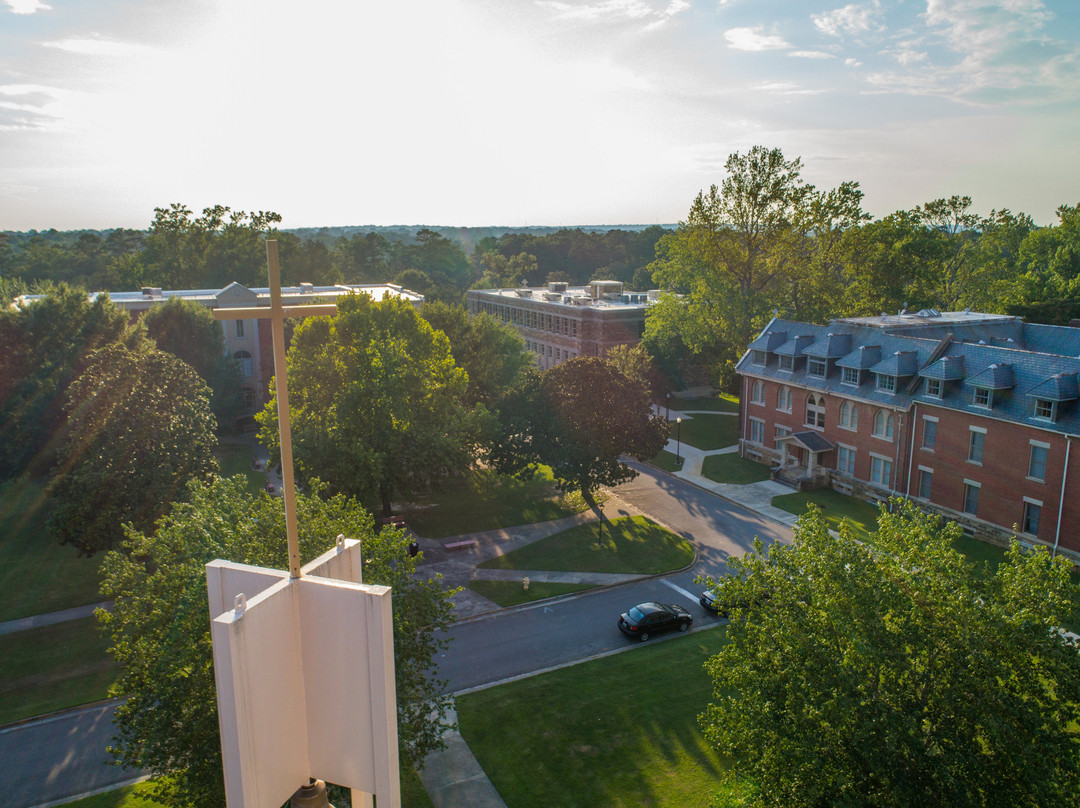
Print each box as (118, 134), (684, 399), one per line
(47, 340), (219, 554)
(701, 500), (1080, 808)
(258, 293), (486, 514)
(0, 285), (132, 480)
(490, 357), (668, 512)
(99, 475), (457, 808)
(420, 300), (532, 407)
(142, 297), (242, 427)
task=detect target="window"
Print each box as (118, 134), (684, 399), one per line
(973, 387), (991, 408)
(1022, 499), (1042, 536)
(918, 467), (933, 500)
(870, 454), (893, 486)
(921, 417), (937, 450)
(240, 387), (256, 410)
(842, 367), (860, 386)
(968, 428), (985, 464)
(774, 425), (792, 447)
(876, 374), (896, 393)
(805, 394), (825, 428)
(963, 481), (980, 516)
(872, 410), (895, 440)
(234, 350), (253, 378)
(777, 386), (792, 413)
(751, 380), (766, 405)
(778, 355), (793, 372)
(748, 417), (765, 444)
(808, 358), (826, 378)
(925, 378), (941, 398)
(235, 320), (245, 338)
(1028, 442), (1049, 482)
(838, 401), (858, 431)
(1033, 398), (1056, 421)
(751, 349), (767, 365)
(837, 445), (855, 475)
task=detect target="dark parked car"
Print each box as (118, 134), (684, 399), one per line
(618, 601), (692, 641)
(700, 583), (769, 618)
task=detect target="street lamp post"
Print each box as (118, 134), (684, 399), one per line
(676, 416), (682, 467)
(666, 392), (670, 421)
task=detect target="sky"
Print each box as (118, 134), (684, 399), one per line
(2, 0), (1079, 231)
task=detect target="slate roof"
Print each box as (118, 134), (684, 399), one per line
(748, 329), (788, 352)
(836, 344), (882, 369)
(738, 315), (1080, 436)
(804, 332), (853, 358)
(785, 431), (835, 453)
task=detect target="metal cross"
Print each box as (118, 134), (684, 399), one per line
(213, 240), (336, 578)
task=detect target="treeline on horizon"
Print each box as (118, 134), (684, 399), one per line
(2, 149), (1079, 332)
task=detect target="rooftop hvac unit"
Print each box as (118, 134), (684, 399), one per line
(515, 288), (533, 297)
(547, 281), (568, 293)
(141, 287), (163, 298)
(299, 283), (314, 293)
(543, 292), (562, 301)
(647, 289), (661, 301)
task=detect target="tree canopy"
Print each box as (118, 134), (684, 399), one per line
(700, 500), (1080, 808)
(99, 475), (457, 808)
(490, 357), (668, 510)
(0, 285), (133, 480)
(47, 340), (219, 554)
(257, 293), (488, 514)
(142, 296), (242, 426)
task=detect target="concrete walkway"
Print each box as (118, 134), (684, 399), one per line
(419, 705), (507, 808)
(0, 602), (111, 637)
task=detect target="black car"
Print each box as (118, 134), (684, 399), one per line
(618, 601), (692, 641)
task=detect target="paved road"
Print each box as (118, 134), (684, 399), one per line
(439, 462), (792, 692)
(1, 461), (791, 807)
(0, 701), (141, 808)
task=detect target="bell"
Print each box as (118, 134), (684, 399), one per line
(290, 778), (334, 808)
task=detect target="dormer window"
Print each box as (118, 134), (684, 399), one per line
(808, 358), (826, 378)
(924, 378), (941, 398)
(751, 349), (767, 366)
(842, 367), (860, 386)
(973, 387), (991, 409)
(1033, 398), (1056, 421)
(876, 374), (896, 393)
(778, 355), (793, 372)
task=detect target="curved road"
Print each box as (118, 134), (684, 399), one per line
(1, 462), (791, 808)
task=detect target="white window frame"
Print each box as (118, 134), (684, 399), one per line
(972, 387), (991, 409)
(751, 379), (766, 405)
(924, 378), (942, 398)
(777, 385), (792, 413)
(872, 409), (895, 441)
(808, 357), (827, 378)
(751, 349), (767, 366)
(777, 355), (793, 372)
(876, 373), (896, 394)
(1033, 398), (1056, 422)
(869, 452), (893, 487)
(1028, 440), (1050, 483)
(748, 416), (765, 445)
(917, 465), (933, 501)
(774, 425), (792, 448)
(838, 400), (858, 432)
(836, 443), (855, 476)
(967, 426), (986, 465)
(921, 415), (937, 451)
(805, 393), (825, 429)
(841, 367), (860, 386)
(1022, 497), (1043, 536)
(963, 479), (981, 516)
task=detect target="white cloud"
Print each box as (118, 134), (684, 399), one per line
(845, 57), (862, 67)
(892, 48), (928, 66)
(42, 37), (153, 58)
(812, 2), (881, 37)
(790, 50), (835, 59)
(724, 27), (790, 51)
(4, 0), (50, 13)
(536, 0), (687, 24)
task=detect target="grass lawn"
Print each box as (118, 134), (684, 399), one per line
(650, 449), (684, 473)
(0, 615), (119, 725)
(0, 478), (105, 622)
(467, 579), (596, 607)
(457, 629), (740, 808)
(672, 394), (740, 413)
(212, 443), (267, 496)
(402, 467), (587, 539)
(771, 488), (882, 542)
(478, 515), (694, 575)
(673, 414), (741, 452)
(58, 766), (435, 808)
(701, 453), (772, 485)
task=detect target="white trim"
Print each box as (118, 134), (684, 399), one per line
(1023, 496), (1044, 507)
(918, 464), (934, 473)
(869, 450), (892, 462)
(922, 414), (939, 423)
(1030, 439), (1051, 449)
(963, 478), (981, 488)
(969, 425), (987, 434)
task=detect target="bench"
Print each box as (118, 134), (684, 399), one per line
(443, 539), (477, 551)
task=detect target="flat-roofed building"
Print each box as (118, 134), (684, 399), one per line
(466, 281), (656, 369)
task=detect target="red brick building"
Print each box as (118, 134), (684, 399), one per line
(736, 310), (1080, 561)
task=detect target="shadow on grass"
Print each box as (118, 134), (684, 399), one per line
(467, 579), (595, 607)
(701, 454), (771, 485)
(672, 414), (741, 452)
